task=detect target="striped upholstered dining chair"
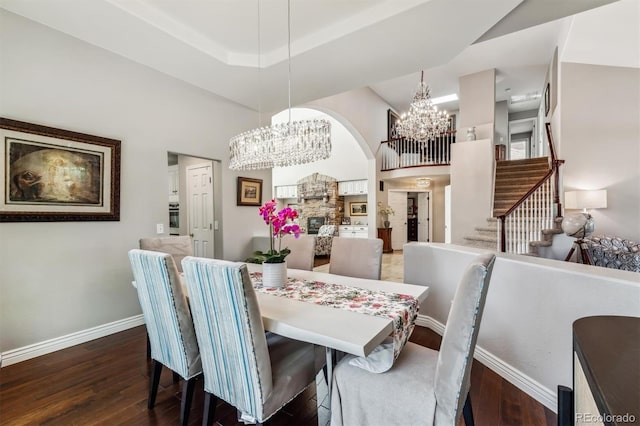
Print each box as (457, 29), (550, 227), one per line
(181, 257), (324, 426)
(128, 249), (202, 426)
(330, 253), (496, 426)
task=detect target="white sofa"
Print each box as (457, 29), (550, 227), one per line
(403, 242), (640, 412)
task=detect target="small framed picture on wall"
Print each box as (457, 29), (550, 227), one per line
(237, 177), (262, 206)
(350, 202), (367, 216)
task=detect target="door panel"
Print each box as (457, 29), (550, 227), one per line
(417, 192), (430, 242)
(388, 191), (407, 250)
(187, 163), (214, 258)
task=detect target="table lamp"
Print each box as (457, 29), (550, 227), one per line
(561, 190), (607, 238)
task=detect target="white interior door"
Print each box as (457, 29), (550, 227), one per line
(417, 192), (431, 242)
(445, 185), (451, 243)
(186, 163), (214, 258)
(388, 191), (407, 250)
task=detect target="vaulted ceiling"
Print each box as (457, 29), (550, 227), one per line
(0, 0), (618, 116)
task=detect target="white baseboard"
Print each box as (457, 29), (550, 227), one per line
(1, 314), (145, 367)
(416, 314), (557, 412)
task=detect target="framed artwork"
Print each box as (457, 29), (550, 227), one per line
(350, 201), (367, 216)
(0, 117), (121, 222)
(237, 177), (262, 206)
(544, 83), (550, 116)
(387, 109), (400, 140)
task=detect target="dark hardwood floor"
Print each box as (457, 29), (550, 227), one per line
(0, 325), (556, 425)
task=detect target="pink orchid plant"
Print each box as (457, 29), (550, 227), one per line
(251, 199), (301, 263)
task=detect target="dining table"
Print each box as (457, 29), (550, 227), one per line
(245, 263), (429, 410)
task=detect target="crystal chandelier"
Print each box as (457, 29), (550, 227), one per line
(395, 71), (450, 143)
(229, 0), (331, 170)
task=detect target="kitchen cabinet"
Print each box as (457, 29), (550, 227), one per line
(339, 225), (368, 238)
(338, 180), (367, 196)
(275, 185), (298, 199)
(168, 165), (179, 202)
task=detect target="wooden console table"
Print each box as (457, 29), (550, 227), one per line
(377, 228), (393, 253)
(571, 316), (639, 425)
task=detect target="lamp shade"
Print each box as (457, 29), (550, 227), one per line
(564, 190), (607, 210)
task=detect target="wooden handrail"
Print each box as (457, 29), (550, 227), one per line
(498, 122), (564, 252)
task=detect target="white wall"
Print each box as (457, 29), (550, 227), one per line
(450, 139), (494, 243)
(458, 69), (496, 141)
(559, 62), (640, 241)
(306, 87), (391, 236)
(494, 100), (508, 147)
(405, 243), (640, 411)
(271, 108), (367, 188)
(0, 11), (266, 352)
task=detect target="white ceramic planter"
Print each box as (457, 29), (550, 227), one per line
(262, 261), (287, 288)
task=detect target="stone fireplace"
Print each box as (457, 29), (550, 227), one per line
(296, 173), (343, 234)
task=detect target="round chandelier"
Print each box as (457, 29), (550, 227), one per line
(229, 0), (331, 170)
(395, 71), (450, 143)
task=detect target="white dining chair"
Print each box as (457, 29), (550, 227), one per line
(280, 234), (316, 271)
(139, 235), (193, 273)
(330, 253), (496, 426)
(128, 249), (202, 426)
(329, 237), (383, 280)
(181, 256), (325, 425)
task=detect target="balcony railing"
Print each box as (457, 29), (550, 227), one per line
(380, 131), (456, 171)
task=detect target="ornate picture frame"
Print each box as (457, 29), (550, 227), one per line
(0, 118), (121, 222)
(237, 177), (263, 206)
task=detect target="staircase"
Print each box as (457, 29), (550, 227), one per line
(493, 157), (550, 217)
(463, 157), (553, 252)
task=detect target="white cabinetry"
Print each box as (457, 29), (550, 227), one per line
(275, 185), (298, 199)
(338, 180), (367, 196)
(168, 165), (179, 202)
(338, 225), (368, 238)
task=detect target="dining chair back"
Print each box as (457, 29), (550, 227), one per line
(433, 252), (495, 424)
(329, 237), (383, 280)
(128, 249), (201, 426)
(330, 253), (496, 426)
(139, 235), (193, 272)
(280, 234), (316, 271)
(181, 256), (323, 425)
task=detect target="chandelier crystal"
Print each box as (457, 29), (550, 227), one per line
(229, 0), (331, 170)
(395, 71), (450, 143)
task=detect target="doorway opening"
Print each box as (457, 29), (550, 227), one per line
(388, 189), (432, 250)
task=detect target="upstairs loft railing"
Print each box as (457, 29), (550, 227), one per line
(380, 130), (456, 171)
(498, 123), (565, 253)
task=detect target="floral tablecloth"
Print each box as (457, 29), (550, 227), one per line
(251, 272), (419, 361)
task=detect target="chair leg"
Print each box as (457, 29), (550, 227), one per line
(463, 393), (475, 426)
(148, 360), (163, 409)
(146, 332), (151, 359)
(203, 392), (218, 426)
(180, 376), (198, 426)
(173, 371), (180, 383)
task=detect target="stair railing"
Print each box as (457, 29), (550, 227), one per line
(498, 123), (564, 253)
(380, 130), (456, 171)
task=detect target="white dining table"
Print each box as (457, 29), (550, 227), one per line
(247, 263), (429, 357)
(246, 263), (429, 412)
